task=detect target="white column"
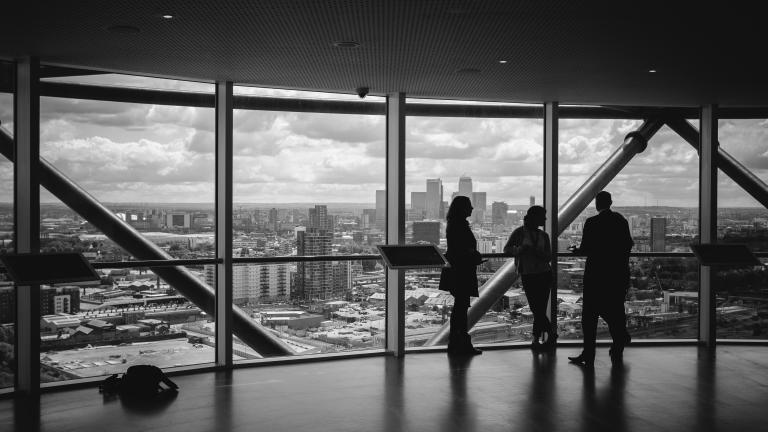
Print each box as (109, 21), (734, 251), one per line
(215, 82), (233, 366)
(699, 104), (717, 349)
(544, 102), (559, 334)
(14, 57), (41, 394)
(385, 93), (405, 356)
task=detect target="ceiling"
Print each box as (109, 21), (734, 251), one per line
(2, 1), (766, 106)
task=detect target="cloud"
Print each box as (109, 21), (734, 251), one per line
(719, 119), (768, 170)
(40, 135), (215, 203)
(289, 113), (384, 144)
(9, 75), (768, 207)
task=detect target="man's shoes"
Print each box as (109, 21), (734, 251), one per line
(540, 333), (557, 352)
(568, 354), (594, 368)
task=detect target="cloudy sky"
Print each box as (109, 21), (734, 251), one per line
(0, 74), (767, 208)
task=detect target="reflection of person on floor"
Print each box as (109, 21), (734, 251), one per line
(504, 205), (555, 351)
(569, 191), (633, 367)
(439, 196), (483, 356)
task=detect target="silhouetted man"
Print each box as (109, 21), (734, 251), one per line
(568, 191), (633, 367)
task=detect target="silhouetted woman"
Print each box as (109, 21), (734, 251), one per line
(504, 205), (554, 350)
(439, 196), (483, 355)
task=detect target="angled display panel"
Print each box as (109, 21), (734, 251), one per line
(377, 244), (447, 269)
(0, 252), (99, 285)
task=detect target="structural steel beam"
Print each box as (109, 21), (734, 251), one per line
(0, 128), (294, 357)
(424, 119), (664, 346)
(558, 119), (665, 232)
(665, 117), (768, 209)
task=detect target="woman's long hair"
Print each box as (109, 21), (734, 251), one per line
(446, 196), (472, 221)
(523, 205), (545, 229)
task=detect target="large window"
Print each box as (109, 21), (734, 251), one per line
(232, 86), (386, 357)
(717, 118), (768, 339)
(405, 103), (544, 347)
(0, 61), (14, 389)
(7, 64), (768, 392)
(37, 73), (217, 382)
(558, 117), (700, 340)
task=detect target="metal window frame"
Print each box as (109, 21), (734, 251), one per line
(544, 102), (558, 332)
(385, 93), (406, 357)
(699, 105), (717, 349)
(14, 57), (41, 396)
(215, 81), (234, 367)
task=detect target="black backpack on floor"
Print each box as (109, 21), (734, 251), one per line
(99, 365), (178, 399)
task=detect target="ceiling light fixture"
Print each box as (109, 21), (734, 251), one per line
(649, 69), (657, 73)
(162, 14), (174, 19)
(333, 41), (360, 48)
(499, 60), (508, 64)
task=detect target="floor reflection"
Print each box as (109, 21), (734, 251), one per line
(442, 355), (476, 432)
(580, 362), (629, 431)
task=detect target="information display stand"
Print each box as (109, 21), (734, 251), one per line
(690, 243), (762, 267)
(0, 252), (101, 285)
(376, 244), (448, 270)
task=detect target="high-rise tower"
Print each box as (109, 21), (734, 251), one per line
(458, 176), (473, 199)
(426, 178), (443, 220)
(651, 217), (666, 252)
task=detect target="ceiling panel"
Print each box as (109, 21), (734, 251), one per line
(1, 1), (766, 106)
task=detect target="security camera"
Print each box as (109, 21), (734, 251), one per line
(356, 87), (369, 99)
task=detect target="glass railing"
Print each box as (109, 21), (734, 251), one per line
(404, 252), (702, 349)
(0, 279), (14, 390)
(557, 253), (700, 341)
(231, 255), (385, 359)
(17, 249), (767, 385)
(715, 256), (768, 340)
(38, 263), (215, 384)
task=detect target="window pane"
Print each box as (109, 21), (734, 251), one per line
(405, 106), (544, 347)
(37, 73), (217, 382)
(40, 265), (214, 384)
(0, 61), (14, 390)
(717, 118), (768, 339)
(233, 88), (386, 357)
(39, 78), (216, 261)
(558, 117), (699, 341)
(230, 260), (385, 357)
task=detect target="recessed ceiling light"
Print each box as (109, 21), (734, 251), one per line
(106, 25), (140, 34)
(162, 14), (174, 19)
(333, 41), (360, 48)
(499, 60), (508, 64)
(649, 69), (657, 73)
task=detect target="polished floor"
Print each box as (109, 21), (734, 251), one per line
(2, 346), (768, 432)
